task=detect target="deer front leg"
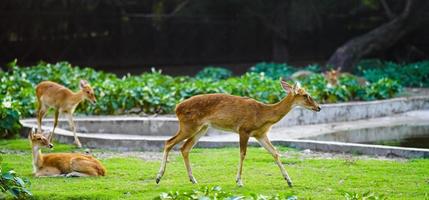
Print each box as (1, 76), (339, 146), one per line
(256, 135), (293, 187)
(66, 113), (82, 148)
(236, 133), (249, 187)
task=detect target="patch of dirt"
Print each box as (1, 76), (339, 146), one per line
(283, 149), (407, 162)
(93, 151), (179, 161)
(87, 148), (407, 162)
(0, 149), (26, 155)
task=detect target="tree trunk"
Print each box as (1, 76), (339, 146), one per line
(326, 0), (418, 71)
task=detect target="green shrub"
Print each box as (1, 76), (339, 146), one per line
(363, 78), (402, 100)
(357, 59), (429, 87)
(154, 185), (298, 200)
(0, 102), (22, 139)
(248, 62), (321, 80)
(299, 74), (401, 103)
(0, 61), (405, 118)
(343, 191), (386, 200)
(249, 62), (296, 79)
(195, 67), (232, 80)
(0, 158), (32, 199)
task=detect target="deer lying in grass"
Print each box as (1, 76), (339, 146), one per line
(36, 80), (96, 147)
(29, 129), (106, 177)
(156, 80), (321, 187)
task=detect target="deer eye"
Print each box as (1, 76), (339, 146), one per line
(37, 138), (41, 140)
(86, 91), (90, 94)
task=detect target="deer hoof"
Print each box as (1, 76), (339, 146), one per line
(75, 140), (82, 148)
(189, 176), (198, 184)
(236, 179), (244, 187)
(286, 179), (293, 187)
(155, 177), (161, 184)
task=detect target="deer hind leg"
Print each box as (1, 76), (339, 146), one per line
(37, 104), (47, 133)
(256, 135), (293, 187)
(66, 113), (82, 148)
(236, 132), (249, 187)
(69, 158), (99, 177)
(66, 172), (89, 177)
(156, 123), (200, 184)
(49, 110), (59, 142)
(181, 125), (209, 184)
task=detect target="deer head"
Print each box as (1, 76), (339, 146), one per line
(280, 80), (321, 112)
(80, 80), (97, 104)
(324, 68), (341, 86)
(28, 128), (54, 149)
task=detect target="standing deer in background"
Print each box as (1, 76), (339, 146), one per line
(36, 80), (96, 147)
(324, 67), (368, 86)
(156, 80), (321, 187)
(28, 129), (106, 177)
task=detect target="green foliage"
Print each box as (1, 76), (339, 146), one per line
(298, 73), (401, 103)
(249, 62), (296, 79)
(0, 157), (32, 199)
(248, 62), (321, 80)
(195, 67), (233, 80)
(363, 78), (402, 100)
(357, 59), (429, 87)
(0, 103), (22, 139)
(155, 185), (298, 200)
(343, 191), (386, 200)
(0, 61), (406, 118)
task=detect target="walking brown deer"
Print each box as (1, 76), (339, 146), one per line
(156, 79), (321, 187)
(36, 80), (96, 147)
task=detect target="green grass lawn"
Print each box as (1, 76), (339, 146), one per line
(1, 139), (428, 200)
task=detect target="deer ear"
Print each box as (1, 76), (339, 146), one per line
(80, 80), (88, 89)
(29, 128), (35, 139)
(280, 79), (294, 94)
(46, 132), (52, 141)
(293, 82), (301, 93)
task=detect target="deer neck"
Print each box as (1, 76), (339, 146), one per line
(264, 93), (295, 123)
(31, 145), (43, 173)
(69, 90), (85, 106)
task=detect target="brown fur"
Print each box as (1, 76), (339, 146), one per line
(36, 80), (96, 147)
(29, 130), (105, 177)
(324, 68), (368, 86)
(156, 80), (321, 187)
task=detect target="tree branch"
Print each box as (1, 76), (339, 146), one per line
(380, 0), (395, 19)
(170, 0), (190, 16)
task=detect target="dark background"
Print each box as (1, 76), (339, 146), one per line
(1, 0), (428, 75)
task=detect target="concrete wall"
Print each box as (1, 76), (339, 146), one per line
(22, 96), (429, 136)
(275, 96), (429, 127)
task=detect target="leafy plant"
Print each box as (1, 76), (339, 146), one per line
(196, 67), (233, 80)
(154, 185), (298, 200)
(0, 157), (32, 199)
(343, 191), (386, 200)
(357, 59), (429, 87)
(363, 78), (402, 100)
(249, 62), (296, 79)
(0, 102), (22, 139)
(0, 61), (406, 118)
(248, 62), (321, 80)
